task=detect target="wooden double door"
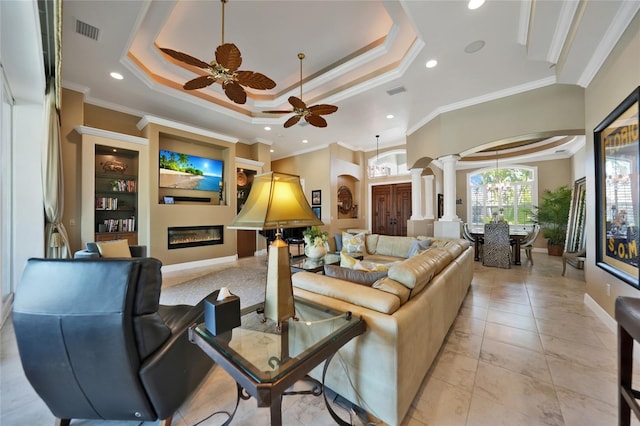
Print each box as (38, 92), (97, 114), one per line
(371, 183), (412, 236)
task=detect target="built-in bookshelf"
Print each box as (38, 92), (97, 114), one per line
(94, 145), (138, 244)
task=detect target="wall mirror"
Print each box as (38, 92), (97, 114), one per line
(337, 186), (353, 214)
(565, 177), (587, 254)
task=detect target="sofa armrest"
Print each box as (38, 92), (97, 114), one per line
(292, 272), (400, 314)
(130, 245), (147, 258)
(74, 250), (100, 259)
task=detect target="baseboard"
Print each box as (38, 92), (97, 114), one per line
(584, 292), (616, 333)
(254, 249), (267, 256)
(161, 255), (238, 275)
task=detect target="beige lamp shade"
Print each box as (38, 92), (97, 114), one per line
(228, 171), (323, 230)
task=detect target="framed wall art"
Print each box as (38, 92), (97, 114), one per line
(594, 86), (639, 287)
(311, 190), (321, 206)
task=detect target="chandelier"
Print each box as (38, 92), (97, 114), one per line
(368, 135), (391, 178)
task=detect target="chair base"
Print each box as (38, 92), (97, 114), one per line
(55, 415), (173, 426)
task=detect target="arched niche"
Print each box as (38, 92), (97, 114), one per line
(337, 174), (359, 219)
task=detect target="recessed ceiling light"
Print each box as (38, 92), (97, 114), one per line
(465, 40), (485, 54)
(302, 139), (308, 144)
(264, 126), (271, 131)
(110, 72), (123, 80)
(468, 0), (485, 10)
(386, 114), (394, 119)
(270, 149), (274, 153)
(425, 59), (438, 68)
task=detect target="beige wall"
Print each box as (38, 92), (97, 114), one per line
(584, 12), (640, 316)
(407, 84), (585, 165)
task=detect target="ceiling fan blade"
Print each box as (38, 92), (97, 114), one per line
(284, 115), (302, 128)
(262, 110), (293, 114)
(305, 114), (328, 128)
(309, 104), (338, 115)
(288, 96), (307, 110)
(236, 71), (276, 90)
(216, 43), (242, 72)
(159, 48), (210, 69)
(183, 75), (214, 90)
(223, 81), (247, 104)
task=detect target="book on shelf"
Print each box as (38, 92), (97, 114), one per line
(95, 197), (118, 210)
(111, 179), (137, 192)
(102, 216), (136, 233)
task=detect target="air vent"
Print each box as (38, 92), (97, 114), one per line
(75, 19), (100, 41)
(386, 86), (407, 96)
(555, 149), (566, 153)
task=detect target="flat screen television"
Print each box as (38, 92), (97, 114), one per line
(159, 149), (223, 192)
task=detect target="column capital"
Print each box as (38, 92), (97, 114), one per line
(438, 154), (460, 164)
(410, 168), (423, 176)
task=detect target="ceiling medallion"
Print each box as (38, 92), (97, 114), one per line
(263, 53), (338, 128)
(159, 0), (276, 104)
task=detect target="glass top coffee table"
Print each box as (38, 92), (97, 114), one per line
(289, 252), (341, 273)
(189, 297), (366, 425)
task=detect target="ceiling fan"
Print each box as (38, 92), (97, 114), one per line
(263, 53), (338, 128)
(159, 0), (275, 105)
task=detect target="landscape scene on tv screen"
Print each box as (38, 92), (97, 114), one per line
(159, 149), (223, 191)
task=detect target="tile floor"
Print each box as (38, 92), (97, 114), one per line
(0, 252), (636, 425)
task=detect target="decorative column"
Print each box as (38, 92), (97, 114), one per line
(410, 168), (423, 220)
(434, 155), (461, 238)
(439, 155), (460, 222)
(423, 175), (434, 220)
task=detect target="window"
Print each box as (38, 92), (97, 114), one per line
(467, 166), (537, 226)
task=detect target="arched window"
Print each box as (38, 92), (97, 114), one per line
(467, 165), (538, 226)
(368, 149), (408, 177)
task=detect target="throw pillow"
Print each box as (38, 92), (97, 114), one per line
(323, 264), (387, 286)
(334, 233), (343, 252)
(96, 239), (132, 258)
(340, 252), (359, 268)
(407, 238), (432, 257)
(352, 260), (389, 272)
(342, 232), (366, 254)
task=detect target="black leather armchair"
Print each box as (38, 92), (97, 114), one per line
(12, 257), (214, 425)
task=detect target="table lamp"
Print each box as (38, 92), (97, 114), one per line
(228, 171), (322, 324)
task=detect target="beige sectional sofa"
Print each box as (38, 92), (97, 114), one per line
(291, 235), (473, 426)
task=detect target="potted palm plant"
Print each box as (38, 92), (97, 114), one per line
(529, 185), (573, 256)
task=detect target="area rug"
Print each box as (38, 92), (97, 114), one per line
(160, 265), (267, 308)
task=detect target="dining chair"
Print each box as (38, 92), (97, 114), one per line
(462, 223), (482, 259)
(482, 222), (511, 268)
(520, 224), (541, 265)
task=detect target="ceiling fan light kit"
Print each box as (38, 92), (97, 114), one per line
(263, 53), (338, 128)
(159, 0), (276, 104)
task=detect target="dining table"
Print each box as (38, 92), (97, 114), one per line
(469, 226), (529, 265)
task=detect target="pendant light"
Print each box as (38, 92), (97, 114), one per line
(368, 135), (390, 178)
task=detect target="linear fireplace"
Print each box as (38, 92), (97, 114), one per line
(168, 225), (223, 249)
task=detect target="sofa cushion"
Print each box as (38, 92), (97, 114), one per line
(324, 264), (387, 286)
(375, 235), (416, 258)
(342, 232), (366, 253)
(365, 234), (379, 254)
(387, 248), (455, 296)
(96, 239), (132, 258)
(372, 277), (411, 304)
